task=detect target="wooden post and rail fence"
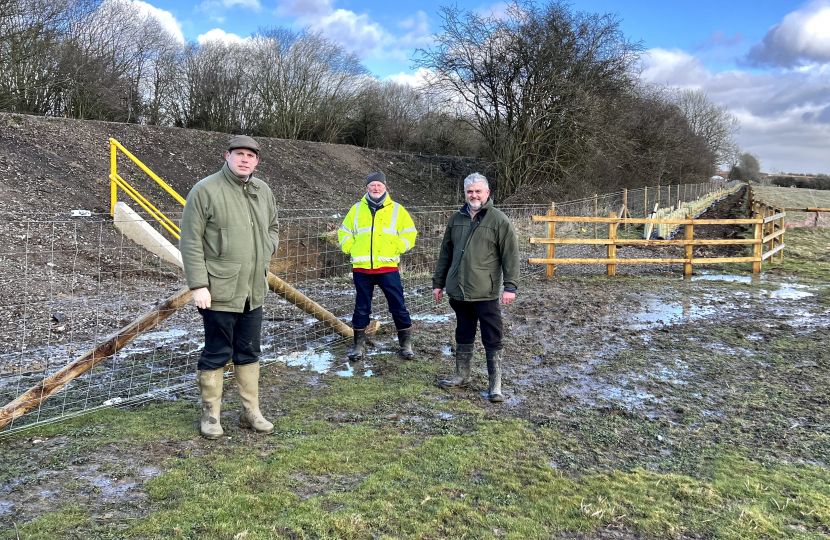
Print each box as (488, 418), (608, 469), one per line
(530, 202), (787, 276)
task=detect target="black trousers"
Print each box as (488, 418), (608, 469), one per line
(197, 304), (263, 371)
(449, 298), (503, 351)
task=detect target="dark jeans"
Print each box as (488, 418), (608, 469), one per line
(449, 298), (503, 351)
(352, 271), (412, 330)
(197, 304), (262, 370)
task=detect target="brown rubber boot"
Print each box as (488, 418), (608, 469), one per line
(486, 349), (505, 403)
(196, 368), (225, 439)
(398, 328), (415, 359)
(348, 328), (366, 360)
(438, 343), (474, 388)
(235, 362), (274, 434)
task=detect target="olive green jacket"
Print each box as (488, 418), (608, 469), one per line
(180, 163), (279, 313)
(432, 198), (519, 302)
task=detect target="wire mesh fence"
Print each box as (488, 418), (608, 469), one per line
(0, 179), (738, 435)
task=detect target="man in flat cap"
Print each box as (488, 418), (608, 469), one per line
(338, 171), (418, 360)
(180, 135), (279, 439)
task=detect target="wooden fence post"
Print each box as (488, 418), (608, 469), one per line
(779, 211), (785, 262)
(685, 217), (694, 276)
(594, 194), (598, 239)
(644, 187), (648, 219)
(546, 203), (556, 277)
(753, 215), (763, 273)
(608, 212), (617, 276)
(657, 184), (661, 208)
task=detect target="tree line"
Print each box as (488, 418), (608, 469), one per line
(1, 0), (744, 198)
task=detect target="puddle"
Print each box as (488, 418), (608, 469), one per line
(276, 349), (374, 377)
(441, 346), (453, 356)
(333, 361), (373, 378)
(629, 297), (718, 328)
(411, 314), (451, 323)
(0, 500), (13, 515)
(692, 274), (753, 283)
(770, 286), (815, 300)
(436, 412), (454, 419)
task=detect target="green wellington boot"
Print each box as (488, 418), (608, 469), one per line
(486, 349), (505, 403)
(235, 362), (274, 434)
(196, 368), (225, 439)
(348, 327), (366, 360)
(398, 328), (415, 359)
(438, 343), (474, 388)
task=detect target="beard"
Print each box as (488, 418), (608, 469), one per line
(468, 199), (483, 211)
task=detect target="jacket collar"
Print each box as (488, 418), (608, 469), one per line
(360, 192), (394, 209)
(459, 196), (493, 218)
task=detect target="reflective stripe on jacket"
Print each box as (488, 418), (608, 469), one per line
(338, 195), (417, 270)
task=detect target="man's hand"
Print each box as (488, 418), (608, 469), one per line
(433, 288), (444, 303)
(193, 287), (211, 309)
(502, 291), (516, 305)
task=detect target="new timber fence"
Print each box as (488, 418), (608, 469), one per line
(529, 184), (787, 276)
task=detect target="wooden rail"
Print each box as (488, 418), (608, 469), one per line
(530, 210), (786, 276)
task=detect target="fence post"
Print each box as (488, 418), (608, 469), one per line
(546, 203), (556, 277)
(594, 194), (598, 239)
(622, 188), (628, 219)
(608, 212), (617, 276)
(657, 184), (661, 209)
(644, 187), (648, 219)
(779, 211), (785, 262)
(684, 216), (694, 276)
(753, 214), (763, 273)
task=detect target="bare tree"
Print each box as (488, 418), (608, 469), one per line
(250, 28), (368, 142)
(415, 0), (643, 196)
(671, 88), (740, 170)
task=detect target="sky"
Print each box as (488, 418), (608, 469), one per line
(131, 0), (830, 175)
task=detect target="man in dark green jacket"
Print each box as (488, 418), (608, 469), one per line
(432, 173), (519, 402)
(180, 135), (279, 439)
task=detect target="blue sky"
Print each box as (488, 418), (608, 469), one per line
(133, 0), (830, 174)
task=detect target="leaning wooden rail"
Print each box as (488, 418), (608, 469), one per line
(530, 211), (786, 276)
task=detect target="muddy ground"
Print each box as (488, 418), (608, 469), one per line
(1, 185), (828, 537)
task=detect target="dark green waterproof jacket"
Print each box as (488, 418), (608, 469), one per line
(180, 163), (279, 313)
(432, 198), (519, 302)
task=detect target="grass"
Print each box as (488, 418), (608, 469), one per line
(4, 336), (830, 540)
(751, 186), (830, 223)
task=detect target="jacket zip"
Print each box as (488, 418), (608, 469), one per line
(370, 207), (377, 269)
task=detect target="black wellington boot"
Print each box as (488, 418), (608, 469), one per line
(438, 343), (473, 388)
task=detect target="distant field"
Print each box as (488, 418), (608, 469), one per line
(752, 186), (830, 223)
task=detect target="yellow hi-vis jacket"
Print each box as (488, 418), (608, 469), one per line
(338, 195), (418, 270)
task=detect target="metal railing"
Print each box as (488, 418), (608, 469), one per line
(109, 138), (185, 239)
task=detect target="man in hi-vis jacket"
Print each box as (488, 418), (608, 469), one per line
(338, 172), (418, 360)
(180, 135), (278, 439)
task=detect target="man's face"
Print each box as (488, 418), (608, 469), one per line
(225, 148), (259, 179)
(465, 182), (490, 211)
(366, 181), (387, 198)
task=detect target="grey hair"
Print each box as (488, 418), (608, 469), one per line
(463, 173), (489, 189)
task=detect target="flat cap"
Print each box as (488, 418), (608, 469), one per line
(227, 135), (260, 155)
(366, 171), (386, 185)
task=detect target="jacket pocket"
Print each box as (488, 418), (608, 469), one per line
(205, 259), (241, 303)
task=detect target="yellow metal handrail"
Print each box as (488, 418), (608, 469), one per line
(109, 138), (185, 239)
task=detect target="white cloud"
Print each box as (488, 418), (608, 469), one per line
(199, 0), (260, 23)
(273, 0), (428, 60)
(129, 0), (184, 42)
(747, 0), (830, 67)
(640, 48), (830, 174)
(197, 28), (248, 45)
(383, 68), (432, 88)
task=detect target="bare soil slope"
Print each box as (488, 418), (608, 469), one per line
(0, 113), (484, 215)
